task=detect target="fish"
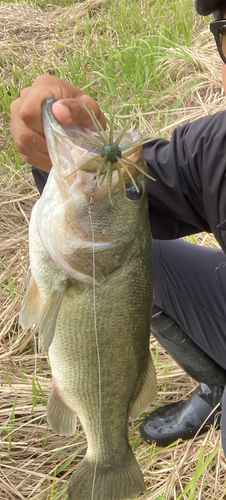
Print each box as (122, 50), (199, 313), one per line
(19, 98), (157, 500)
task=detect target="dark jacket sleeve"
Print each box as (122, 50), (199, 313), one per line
(143, 111), (226, 253)
(32, 167), (49, 195)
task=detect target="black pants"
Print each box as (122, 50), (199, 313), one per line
(152, 238), (226, 453)
(33, 168), (226, 450)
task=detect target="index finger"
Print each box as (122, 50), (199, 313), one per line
(19, 75), (85, 135)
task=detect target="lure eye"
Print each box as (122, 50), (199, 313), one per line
(126, 183), (142, 201)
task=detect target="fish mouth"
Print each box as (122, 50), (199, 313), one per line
(42, 98), (155, 202)
(38, 100), (152, 282)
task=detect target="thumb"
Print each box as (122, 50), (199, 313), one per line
(52, 96), (106, 131)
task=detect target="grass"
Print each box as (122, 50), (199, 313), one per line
(0, 0), (225, 499)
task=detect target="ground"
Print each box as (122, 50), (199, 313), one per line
(0, 1), (226, 499)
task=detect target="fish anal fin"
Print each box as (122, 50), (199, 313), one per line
(68, 447), (145, 500)
(39, 280), (68, 352)
(130, 353), (157, 419)
(19, 274), (42, 329)
(47, 384), (77, 437)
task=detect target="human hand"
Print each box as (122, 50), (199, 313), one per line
(10, 75), (106, 172)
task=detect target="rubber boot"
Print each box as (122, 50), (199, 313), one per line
(140, 311), (226, 447)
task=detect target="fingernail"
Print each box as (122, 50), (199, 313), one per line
(53, 102), (72, 124)
(60, 104), (71, 119)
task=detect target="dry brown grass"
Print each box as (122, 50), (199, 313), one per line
(138, 24), (225, 139)
(0, 0), (107, 81)
(1, 1), (226, 499)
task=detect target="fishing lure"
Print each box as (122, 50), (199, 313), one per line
(66, 108), (155, 202)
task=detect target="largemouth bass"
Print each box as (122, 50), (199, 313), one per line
(19, 98), (157, 500)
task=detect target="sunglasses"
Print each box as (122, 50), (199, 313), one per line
(210, 20), (226, 64)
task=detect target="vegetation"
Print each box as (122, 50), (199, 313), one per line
(0, 0), (224, 499)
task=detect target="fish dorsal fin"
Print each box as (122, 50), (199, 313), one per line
(129, 353), (157, 419)
(19, 273), (42, 329)
(39, 281), (68, 353)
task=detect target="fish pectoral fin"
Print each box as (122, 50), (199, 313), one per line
(68, 447), (145, 500)
(129, 353), (157, 419)
(47, 385), (77, 437)
(19, 273), (42, 329)
(39, 281), (68, 352)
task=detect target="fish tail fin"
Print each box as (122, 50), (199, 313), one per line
(47, 385), (77, 437)
(67, 446), (145, 500)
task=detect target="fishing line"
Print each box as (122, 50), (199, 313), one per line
(88, 176), (102, 500)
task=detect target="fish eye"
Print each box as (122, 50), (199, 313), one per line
(126, 183), (142, 201)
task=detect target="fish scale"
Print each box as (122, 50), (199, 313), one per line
(19, 99), (157, 500)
